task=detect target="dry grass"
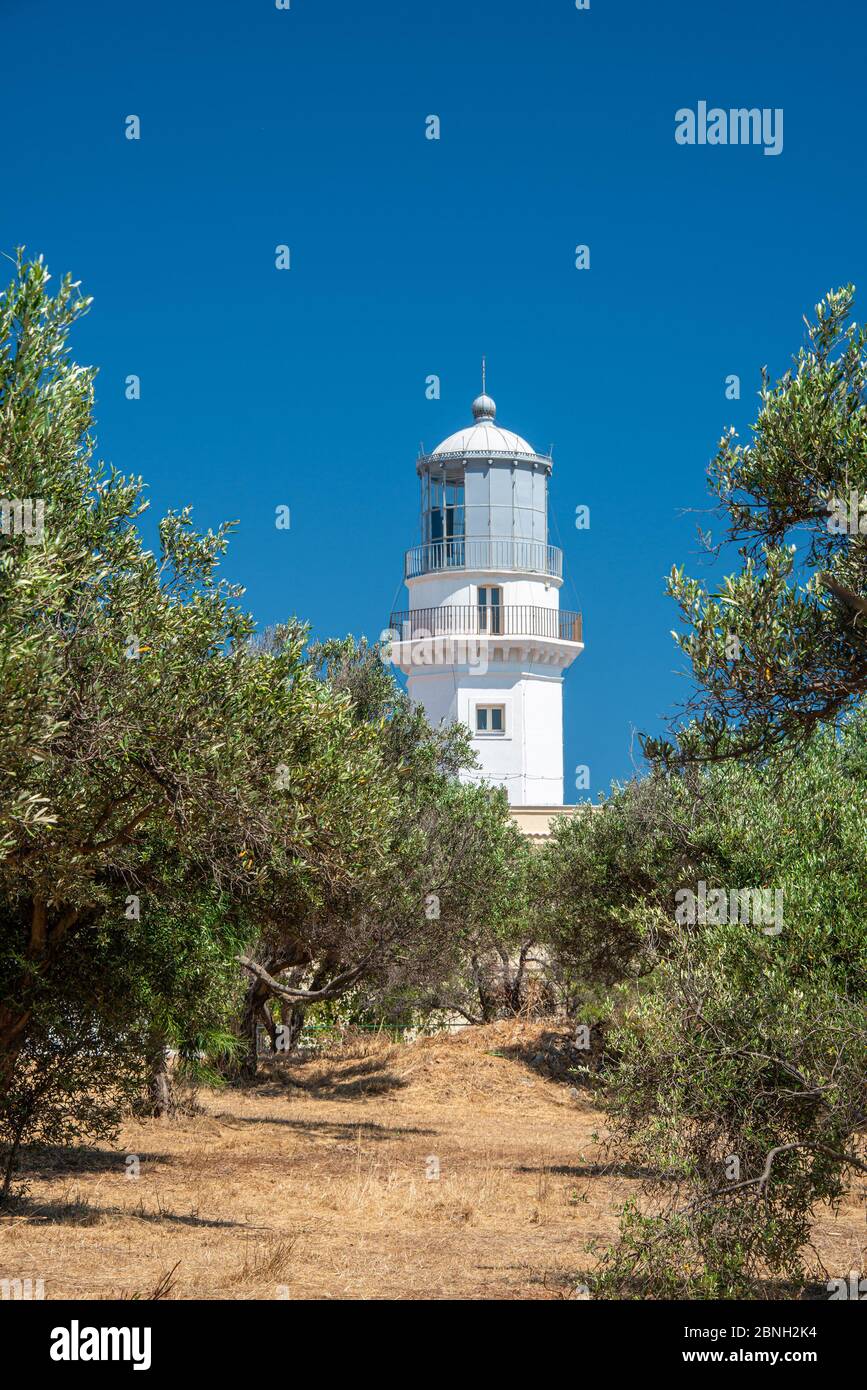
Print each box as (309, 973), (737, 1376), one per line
(0, 1021), (863, 1300)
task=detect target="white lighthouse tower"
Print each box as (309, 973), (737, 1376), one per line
(390, 380), (583, 806)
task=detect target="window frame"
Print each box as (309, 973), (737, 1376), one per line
(422, 469), (465, 549)
(475, 703), (506, 737)
(478, 585), (503, 635)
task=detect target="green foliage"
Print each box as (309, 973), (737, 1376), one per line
(570, 718), (867, 1296)
(541, 775), (700, 985)
(243, 636), (537, 1047)
(586, 285), (867, 1295)
(0, 252), (535, 1170)
(0, 252), (420, 1172)
(647, 286), (867, 765)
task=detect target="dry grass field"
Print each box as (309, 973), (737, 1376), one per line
(1, 1021), (863, 1300)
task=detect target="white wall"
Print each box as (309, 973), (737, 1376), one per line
(404, 573), (560, 611)
(406, 659), (565, 806)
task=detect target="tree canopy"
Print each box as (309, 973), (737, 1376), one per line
(647, 287), (867, 765)
(0, 251), (530, 1185)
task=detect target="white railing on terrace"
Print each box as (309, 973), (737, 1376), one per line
(404, 538), (563, 580)
(389, 605), (583, 644)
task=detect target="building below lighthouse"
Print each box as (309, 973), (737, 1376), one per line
(390, 386), (583, 807)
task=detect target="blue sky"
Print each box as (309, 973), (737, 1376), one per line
(4, 0), (866, 796)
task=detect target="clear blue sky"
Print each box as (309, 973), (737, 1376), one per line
(4, 0), (866, 795)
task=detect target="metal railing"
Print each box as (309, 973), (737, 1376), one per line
(388, 605), (583, 643)
(404, 538), (563, 580)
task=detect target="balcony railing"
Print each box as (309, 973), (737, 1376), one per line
(389, 605), (583, 644)
(404, 538), (563, 580)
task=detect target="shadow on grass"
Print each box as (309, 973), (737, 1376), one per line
(255, 1054), (411, 1101)
(14, 1144), (172, 1178)
(212, 1113), (436, 1140)
(494, 1028), (614, 1088)
(516, 1160), (667, 1181)
(2, 1187), (273, 1232)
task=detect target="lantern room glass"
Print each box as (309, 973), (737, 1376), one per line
(422, 473), (465, 549)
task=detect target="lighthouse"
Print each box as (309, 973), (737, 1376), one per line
(389, 381), (583, 807)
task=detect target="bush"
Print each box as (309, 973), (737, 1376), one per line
(555, 719), (867, 1296)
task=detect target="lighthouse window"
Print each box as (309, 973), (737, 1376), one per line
(424, 476), (465, 548)
(478, 586), (502, 634)
(476, 704), (505, 735)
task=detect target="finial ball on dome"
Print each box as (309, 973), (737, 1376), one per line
(472, 393), (496, 422)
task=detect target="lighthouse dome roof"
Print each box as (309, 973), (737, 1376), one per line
(430, 394), (542, 460)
